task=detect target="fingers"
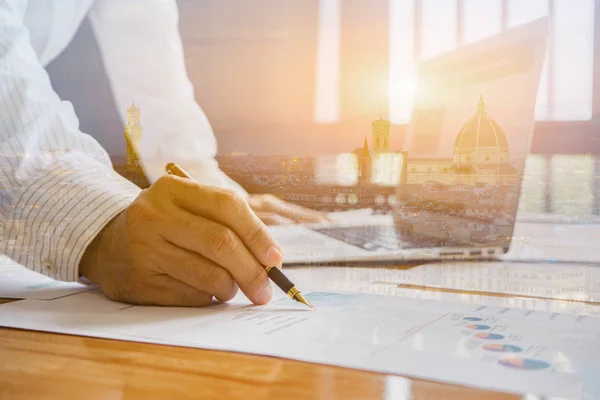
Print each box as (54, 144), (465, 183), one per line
(159, 207), (273, 305)
(160, 176), (283, 267)
(255, 212), (294, 225)
(158, 243), (238, 302)
(108, 274), (214, 307)
(252, 195), (330, 223)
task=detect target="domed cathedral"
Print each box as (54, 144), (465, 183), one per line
(407, 96), (518, 186)
(454, 95), (509, 165)
(448, 95), (517, 185)
(351, 96), (518, 187)
(451, 95), (517, 185)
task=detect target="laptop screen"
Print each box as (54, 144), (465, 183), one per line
(392, 18), (549, 250)
(272, 19), (550, 260)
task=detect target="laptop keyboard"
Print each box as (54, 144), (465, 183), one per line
(312, 225), (442, 252)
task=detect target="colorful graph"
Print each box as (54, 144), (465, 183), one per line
(498, 358), (551, 370)
(463, 317), (483, 322)
(483, 344), (522, 353)
(475, 333), (504, 340)
(466, 324), (490, 330)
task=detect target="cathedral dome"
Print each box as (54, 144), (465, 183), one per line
(454, 96), (508, 152)
(453, 96), (509, 165)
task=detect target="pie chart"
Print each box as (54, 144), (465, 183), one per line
(466, 324), (490, 330)
(475, 333), (505, 340)
(499, 358), (551, 370)
(483, 344), (522, 353)
(463, 317), (483, 322)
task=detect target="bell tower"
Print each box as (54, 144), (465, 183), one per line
(358, 136), (372, 185)
(124, 100), (142, 166)
(371, 114), (391, 154)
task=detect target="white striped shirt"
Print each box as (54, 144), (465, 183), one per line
(0, 0), (244, 282)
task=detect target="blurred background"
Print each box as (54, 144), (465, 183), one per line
(46, 0), (599, 216)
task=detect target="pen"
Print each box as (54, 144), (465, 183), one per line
(165, 162), (315, 310)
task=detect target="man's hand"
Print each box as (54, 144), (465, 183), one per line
(80, 175), (283, 307)
(248, 194), (330, 225)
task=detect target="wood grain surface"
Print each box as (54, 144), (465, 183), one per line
(0, 326), (518, 400)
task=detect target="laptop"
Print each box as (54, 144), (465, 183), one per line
(271, 18), (550, 265)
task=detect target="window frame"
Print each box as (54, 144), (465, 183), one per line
(531, 0), (600, 154)
(414, 0), (600, 154)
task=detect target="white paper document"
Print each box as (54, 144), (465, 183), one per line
(1, 289), (599, 399)
(0, 256), (88, 300)
(505, 223), (600, 264)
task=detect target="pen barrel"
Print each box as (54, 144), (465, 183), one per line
(266, 267), (295, 295)
(166, 163), (191, 179)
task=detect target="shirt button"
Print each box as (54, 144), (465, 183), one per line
(42, 259), (55, 272)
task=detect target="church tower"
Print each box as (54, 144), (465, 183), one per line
(124, 100), (142, 166)
(371, 115), (391, 154)
(358, 136), (372, 185)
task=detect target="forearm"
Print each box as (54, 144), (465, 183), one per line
(0, 0), (141, 280)
(1, 153), (141, 281)
(89, 0), (246, 194)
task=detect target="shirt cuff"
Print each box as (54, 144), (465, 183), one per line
(2, 154), (141, 282)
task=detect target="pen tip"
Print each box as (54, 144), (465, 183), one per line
(294, 293), (316, 311)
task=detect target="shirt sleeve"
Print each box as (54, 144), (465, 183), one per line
(0, 0), (142, 282)
(88, 0), (247, 195)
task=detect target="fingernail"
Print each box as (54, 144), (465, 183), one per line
(266, 246), (283, 264)
(258, 280), (273, 304)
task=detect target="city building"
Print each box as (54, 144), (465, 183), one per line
(112, 100), (150, 189)
(124, 100), (142, 167)
(351, 137), (372, 185)
(353, 96), (519, 187)
(371, 117), (392, 154)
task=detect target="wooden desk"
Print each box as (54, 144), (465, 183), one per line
(2, 259), (599, 399)
(0, 323), (515, 400)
